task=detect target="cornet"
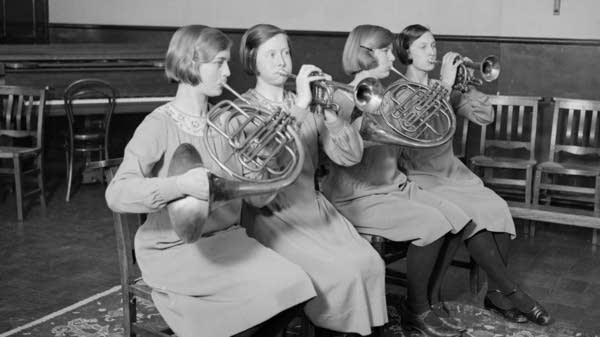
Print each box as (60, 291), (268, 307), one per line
(279, 70), (354, 114)
(435, 54), (500, 92)
(279, 68), (456, 148)
(167, 83), (305, 242)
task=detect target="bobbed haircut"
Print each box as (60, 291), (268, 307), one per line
(239, 24), (292, 76)
(342, 25), (394, 75)
(394, 24), (431, 65)
(164, 25), (232, 85)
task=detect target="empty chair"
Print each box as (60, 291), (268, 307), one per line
(63, 78), (117, 202)
(470, 95), (541, 204)
(533, 97), (600, 243)
(0, 85), (47, 222)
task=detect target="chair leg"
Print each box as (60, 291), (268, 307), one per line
(13, 156), (23, 222)
(66, 148), (74, 202)
(122, 288), (135, 337)
(38, 155), (46, 215)
(469, 257), (481, 295)
(524, 167), (533, 237)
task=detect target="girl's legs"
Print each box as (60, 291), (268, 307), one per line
(402, 237), (461, 337)
(428, 231), (463, 307)
(407, 238), (445, 313)
(466, 229), (551, 325)
(484, 232), (516, 309)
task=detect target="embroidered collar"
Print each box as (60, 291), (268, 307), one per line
(163, 103), (206, 136)
(242, 89), (296, 114)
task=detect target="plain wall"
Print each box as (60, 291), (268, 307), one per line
(49, 0), (600, 39)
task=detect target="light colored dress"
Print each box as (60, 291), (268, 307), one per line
(105, 103), (316, 337)
(322, 90), (469, 246)
(240, 89), (388, 336)
(406, 81), (516, 238)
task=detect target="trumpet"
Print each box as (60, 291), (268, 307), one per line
(434, 54), (500, 92)
(279, 70), (354, 114)
(167, 83), (305, 242)
(279, 68), (455, 148)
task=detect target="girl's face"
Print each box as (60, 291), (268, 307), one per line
(197, 49), (231, 97)
(255, 33), (292, 86)
(369, 43), (395, 79)
(408, 31), (437, 72)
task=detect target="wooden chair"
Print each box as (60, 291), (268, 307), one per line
(453, 113), (470, 163)
(470, 95), (541, 205)
(0, 85), (47, 222)
(366, 235), (483, 295)
(88, 158), (174, 337)
(532, 97), (600, 244)
(93, 158), (313, 337)
(64, 78), (117, 202)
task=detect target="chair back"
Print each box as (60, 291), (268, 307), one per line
(0, 85), (46, 149)
(453, 114), (470, 162)
(64, 79), (117, 159)
(88, 158), (171, 336)
(549, 97), (600, 163)
(480, 95), (541, 161)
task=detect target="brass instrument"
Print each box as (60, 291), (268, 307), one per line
(280, 68), (455, 147)
(279, 70), (354, 114)
(435, 55), (500, 92)
(167, 83), (304, 241)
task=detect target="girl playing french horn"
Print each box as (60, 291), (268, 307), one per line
(396, 24), (552, 327)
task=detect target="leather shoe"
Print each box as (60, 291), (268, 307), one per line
(521, 302), (553, 326)
(484, 293), (528, 323)
(430, 302), (467, 332)
(504, 288), (553, 326)
(399, 299), (460, 337)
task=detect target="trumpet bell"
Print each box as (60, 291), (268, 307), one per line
(480, 55), (500, 82)
(355, 77), (384, 114)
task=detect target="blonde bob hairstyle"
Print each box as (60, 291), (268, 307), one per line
(342, 25), (394, 75)
(165, 25), (232, 85)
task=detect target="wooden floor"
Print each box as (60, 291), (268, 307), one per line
(1, 166), (600, 334)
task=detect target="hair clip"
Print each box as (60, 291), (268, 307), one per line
(359, 45), (374, 52)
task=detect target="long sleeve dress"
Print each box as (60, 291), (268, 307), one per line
(321, 90), (469, 246)
(405, 82), (516, 238)
(239, 89), (388, 336)
(105, 103), (316, 337)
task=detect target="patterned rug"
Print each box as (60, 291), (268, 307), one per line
(1, 287), (596, 337)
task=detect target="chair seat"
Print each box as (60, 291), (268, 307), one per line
(0, 146), (41, 158)
(471, 155), (536, 169)
(537, 161), (600, 176)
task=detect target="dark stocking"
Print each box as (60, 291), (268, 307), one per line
(466, 230), (535, 312)
(428, 231), (463, 309)
(407, 237), (444, 314)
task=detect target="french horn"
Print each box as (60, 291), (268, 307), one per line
(167, 83), (304, 242)
(281, 68), (455, 148)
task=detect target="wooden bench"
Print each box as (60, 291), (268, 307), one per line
(507, 201), (600, 245)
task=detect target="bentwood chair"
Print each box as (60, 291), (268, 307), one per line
(0, 85), (47, 222)
(64, 78), (117, 202)
(532, 97), (600, 244)
(470, 95), (541, 205)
